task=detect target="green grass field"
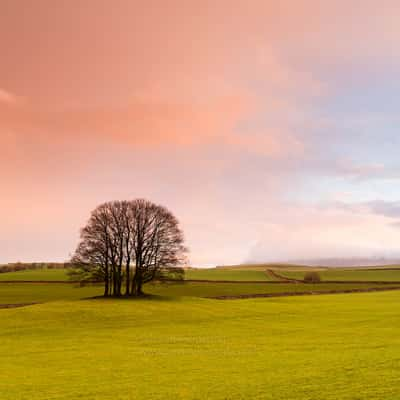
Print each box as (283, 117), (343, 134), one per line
(184, 268), (271, 281)
(2, 280), (399, 305)
(2, 267), (400, 399)
(0, 283), (100, 304)
(1, 291), (400, 399)
(0, 268), (69, 281)
(280, 268), (400, 282)
(186, 265), (400, 282)
(3, 265), (399, 283)
(0, 266), (274, 282)
(147, 281), (399, 297)
(2, 266), (400, 306)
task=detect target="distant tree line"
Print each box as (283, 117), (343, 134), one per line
(70, 199), (187, 297)
(0, 262), (71, 273)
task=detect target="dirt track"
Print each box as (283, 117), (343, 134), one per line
(265, 269), (304, 283)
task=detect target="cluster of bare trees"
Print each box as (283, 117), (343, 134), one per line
(70, 199), (187, 297)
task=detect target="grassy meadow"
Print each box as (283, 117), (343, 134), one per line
(0, 283), (100, 304)
(3, 281), (398, 305)
(187, 264), (400, 282)
(1, 265), (400, 399)
(280, 267), (400, 282)
(1, 291), (400, 399)
(0, 268), (69, 281)
(184, 268), (271, 281)
(3, 264), (400, 283)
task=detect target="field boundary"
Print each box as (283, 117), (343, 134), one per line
(207, 285), (400, 300)
(0, 302), (39, 309)
(0, 280), (99, 284)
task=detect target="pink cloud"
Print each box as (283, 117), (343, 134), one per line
(0, 88), (306, 160)
(0, 88), (19, 104)
(1, 1), (400, 264)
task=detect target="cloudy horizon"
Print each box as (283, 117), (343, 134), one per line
(2, 1), (400, 266)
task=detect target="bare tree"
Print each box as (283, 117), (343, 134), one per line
(70, 199), (187, 297)
(122, 201), (134, 296)
(130, 199), (187, 295)
(70, 203), (114, 296)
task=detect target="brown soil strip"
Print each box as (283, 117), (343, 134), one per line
(207, 286), (400, 300)
(0, 302), (39, 309)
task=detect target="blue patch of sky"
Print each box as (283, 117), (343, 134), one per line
(286, 68), (400, 204)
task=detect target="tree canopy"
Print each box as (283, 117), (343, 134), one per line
(70, 199), (187, 296)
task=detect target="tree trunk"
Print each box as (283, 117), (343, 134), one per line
(125, 257), (130, 296)
(137, 279), (144, 296)
(112, 265), (117, 296)
(131, 260), (140, 296)
(117, 261), (123, 296)
(104, 271), (109, 297)
(131, 270), (144, 296)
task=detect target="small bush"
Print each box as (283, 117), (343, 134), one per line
(303, 271), (321, 283)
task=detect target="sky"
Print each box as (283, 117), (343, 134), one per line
(2, 0), (400, 266)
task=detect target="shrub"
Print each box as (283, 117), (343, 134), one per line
(303, 271), (321, 283)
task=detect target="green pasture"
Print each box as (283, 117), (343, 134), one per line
(4, 265), (400, 284)
(0, 268), (69, 281)
(0, 266), (274, 283)
(148, 281), (398, 297)
(184, 268), (271, 281)
(1, 291), (400, 399)
(280, 268), (400, 282)
(1, 280), (399, 305)
(0, 283), (100, 304)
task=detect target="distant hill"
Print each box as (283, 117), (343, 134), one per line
(221, 257), (400, 270)
(215, 263), (323, 271)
